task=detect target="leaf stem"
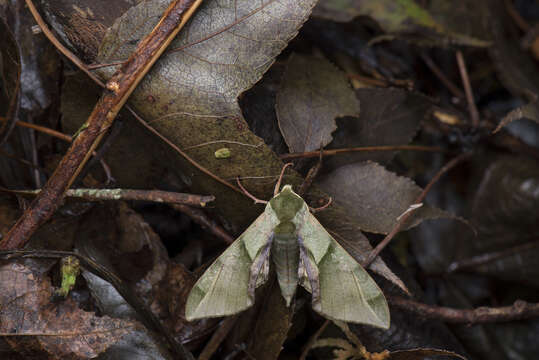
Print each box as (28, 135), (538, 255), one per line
(280, 145), (445, 160)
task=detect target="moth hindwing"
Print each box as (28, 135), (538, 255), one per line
(185, 185), (390, 329)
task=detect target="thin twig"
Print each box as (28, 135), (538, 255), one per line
(280, 145), (445, 161)
(1, 188), (214, 207)
(172, 204), (235, 244)
(447, 239), (539, 273)
(198, 316), (239, 360)
(504, 0), (530, 32)
(363, 152), (472, 268)
(456, 50), (480, 127)
(0, 116), (72, 142)
(420, 53), (465, 100)
(299, 320), (330, 360)
(2, 0), (205, 250)
(389, 296), (539, 323)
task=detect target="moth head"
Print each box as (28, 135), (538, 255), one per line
(269, 185), (305, 221)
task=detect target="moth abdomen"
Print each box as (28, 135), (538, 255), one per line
(272, 230), (300, 306)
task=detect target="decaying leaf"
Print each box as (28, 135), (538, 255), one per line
(326, 88), (430, 170)
(276, 53), (360, 153)
(0, 261), (137, 359)
(317, 162), (454, 234)
(464, 156), (539, 286)
(312, 0), (491, 47)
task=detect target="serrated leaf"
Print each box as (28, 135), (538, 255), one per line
(326, 88), (429, 170)
(276, 53), (360, 153)
(94, 0), (406, 290)
(317, 162), (454, 234)
(494, 101), (539, 133)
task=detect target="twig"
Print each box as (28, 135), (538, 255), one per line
(299, 320), (330, 360)
(0, 116), (72, 142)
(447, 239), (539, 273)
(1, 188), (214, 207)
(389, 296), (539, 323)
(280, 145), (445, 161)
(172, 204), (235, 244)
(363, 152), (472, 268)
(1, 0), (205, 250)
(456, 50), (480, 127)
(504, 0), (530, 32)
(420, 53), (465, 100)
(0, 249), (193, 359)
(198, 316), (239, 360)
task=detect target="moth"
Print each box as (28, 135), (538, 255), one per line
(185, 181), (390, 328)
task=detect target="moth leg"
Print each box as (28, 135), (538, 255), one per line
(248, 234), (274, 300)
(298, 236), (321, 305)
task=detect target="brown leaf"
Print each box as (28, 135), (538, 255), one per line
(318, 162), (453, 234)
(326, 88), (430, 170)
(276, 53), (360, 153)
(464, 156), (539, 286)
(494, 101), (539, 133)
(312, 0), (490, 47)
(0, 261), (137, 359)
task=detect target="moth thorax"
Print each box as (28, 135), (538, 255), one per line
(274, 221), (296, 235)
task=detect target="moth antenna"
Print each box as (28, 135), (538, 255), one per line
(274, 162), (294, 196)
(236, 176), (268, 205)
(298, 145), (323, 196)
(310, 197), (332, 213)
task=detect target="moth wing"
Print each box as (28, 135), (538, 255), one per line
(300, 214), (390, 329)
(185, 206), (278, 321)
(185, 237), (252, 320)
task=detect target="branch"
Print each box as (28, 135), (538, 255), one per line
(1, 188), (214, 207)
(1, 0), (204, 250)
(389, 296), (539, 323)
(172, 204), (235, 244)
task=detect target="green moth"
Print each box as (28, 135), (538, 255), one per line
(185, 185), (390, 329)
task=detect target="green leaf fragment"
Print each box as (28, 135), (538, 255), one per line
(57, 256), (81, 297)
(214, 148), (231, 159)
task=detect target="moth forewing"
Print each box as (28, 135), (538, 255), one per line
(298, 210), (390, 329)
(185, 238), (253, 321)
(185, 207), (278, 321)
